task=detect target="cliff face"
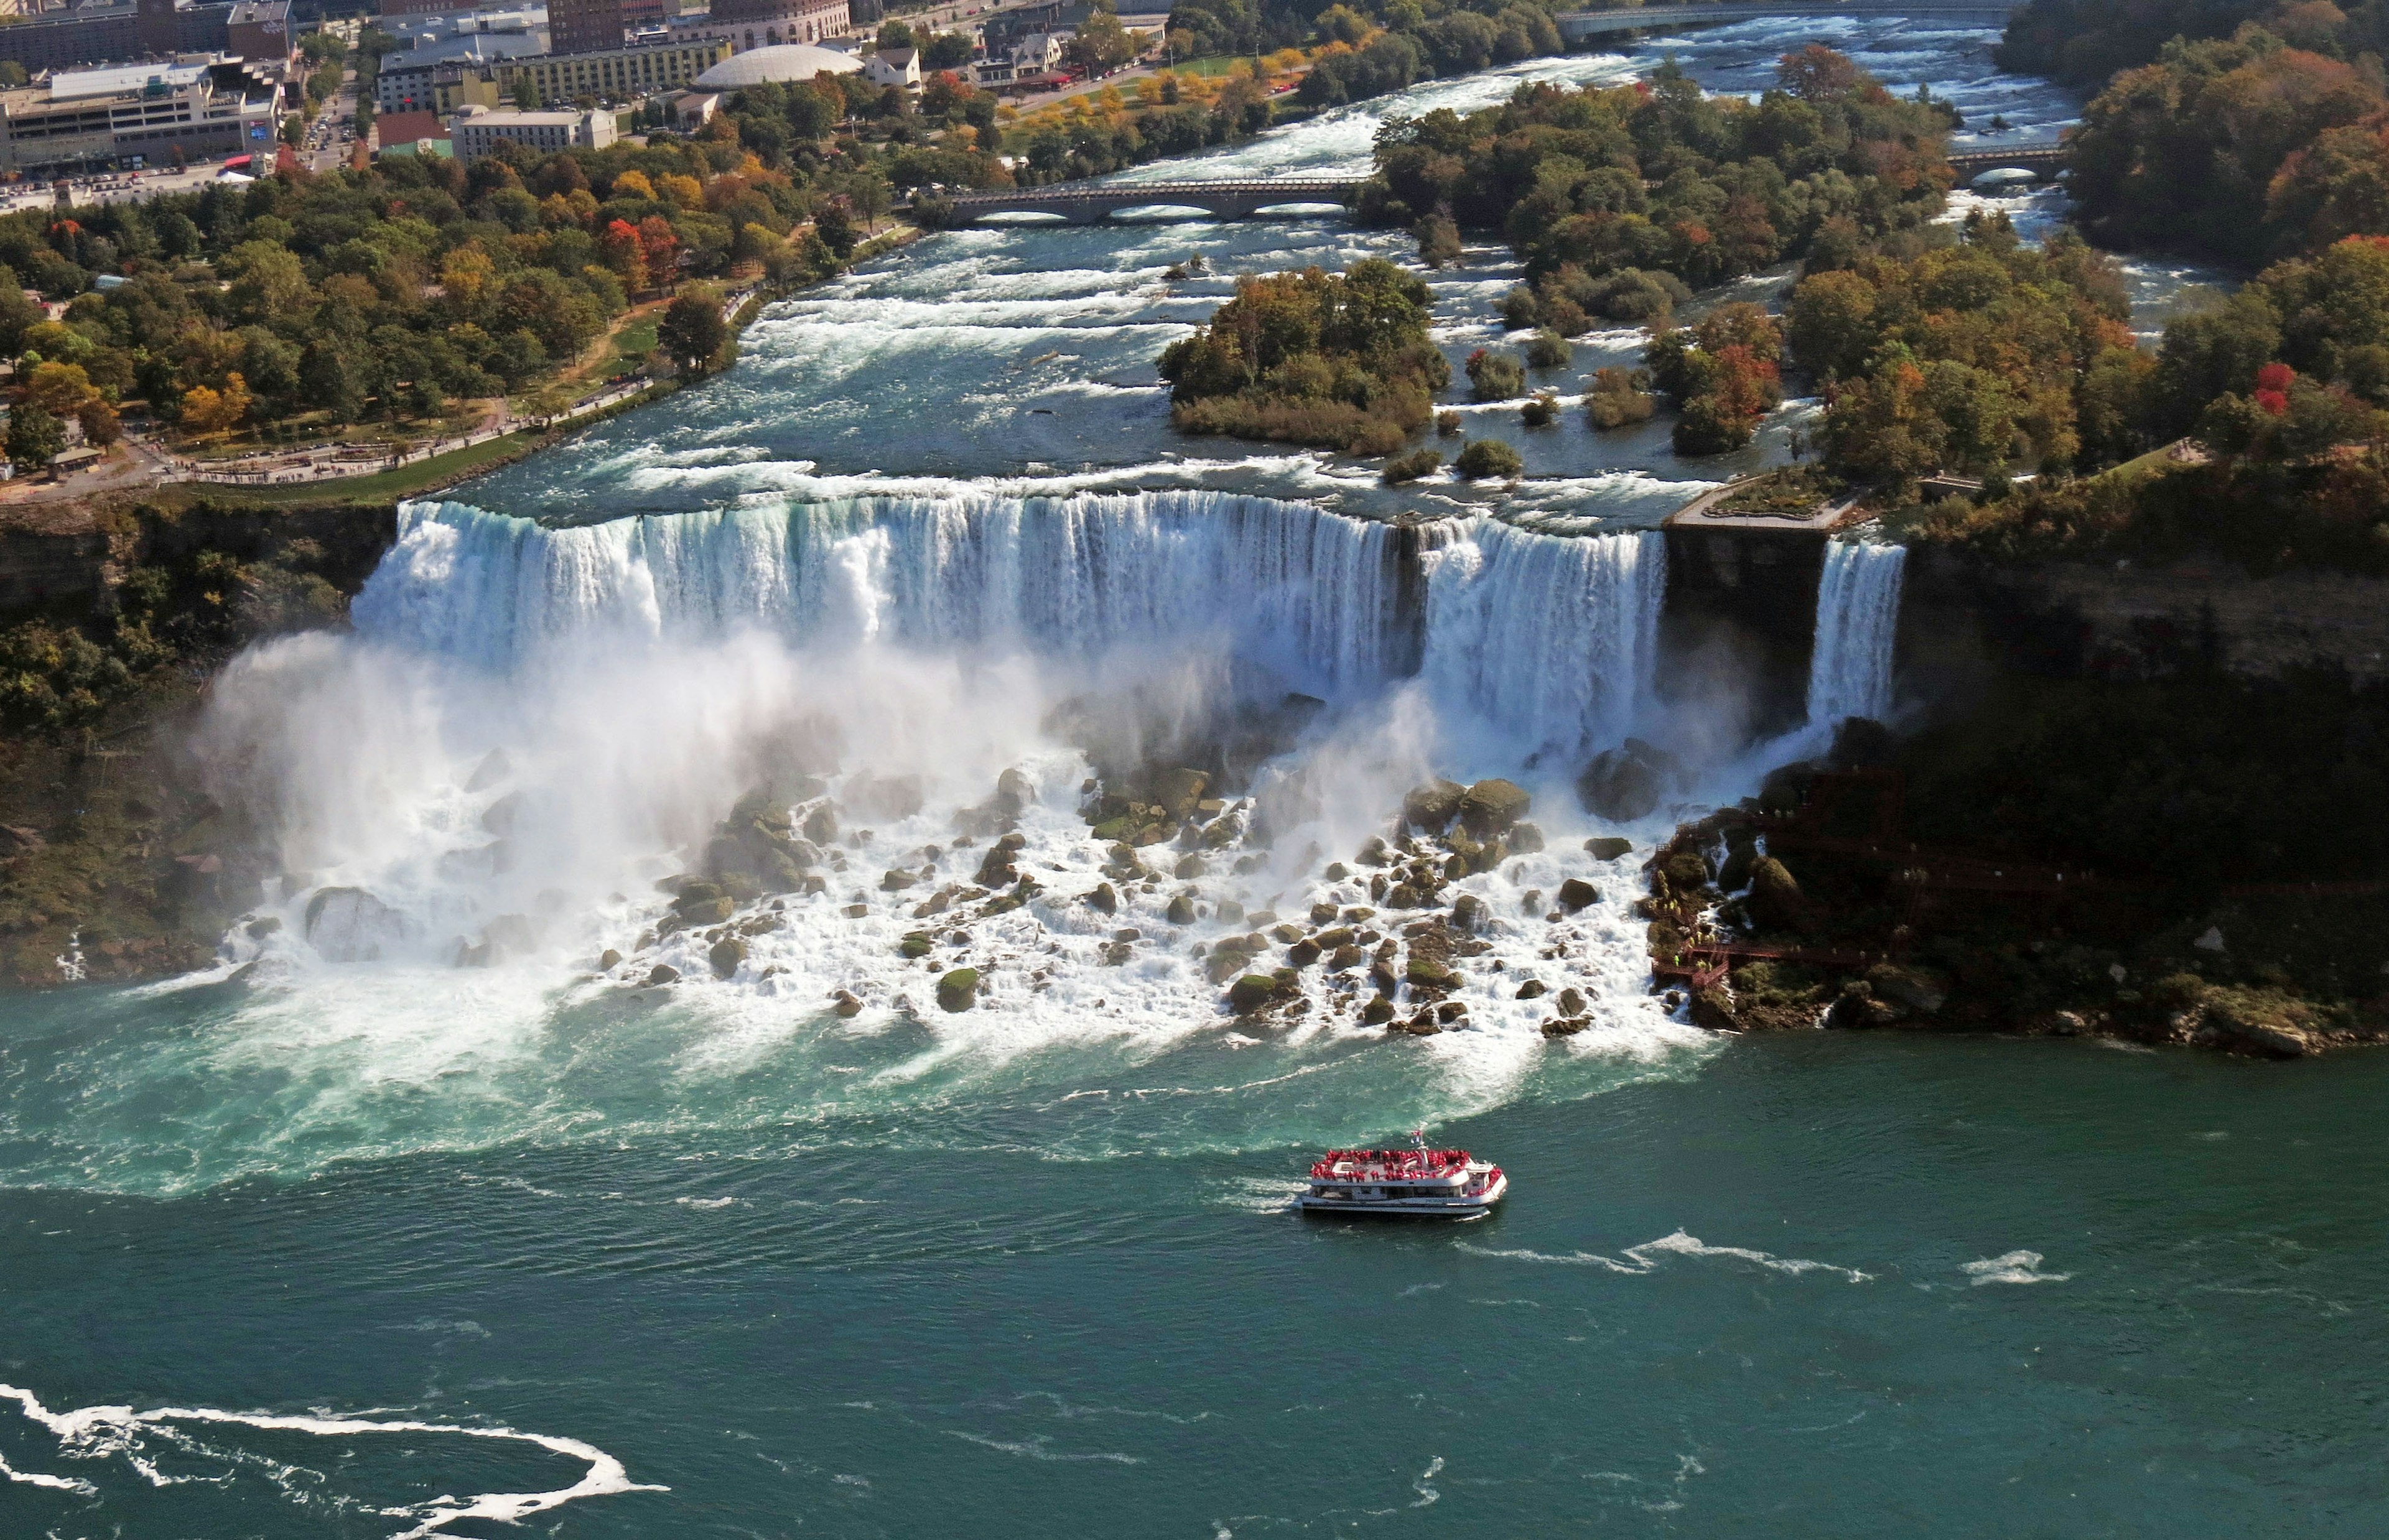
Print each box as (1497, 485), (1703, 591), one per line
(1899, 548), (2389, 694)
(0, 498), (399, 989)
(0, 504), (131, 612)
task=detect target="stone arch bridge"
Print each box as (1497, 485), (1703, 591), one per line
(943, 179), (1360, 226)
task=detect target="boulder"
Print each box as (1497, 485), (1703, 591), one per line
(936, 968), (980, 1013)
(1406, 955), (1459, 991)
(1174, 853), (1206, 879)
(709, 936), (748, 979)
(900, 932), (934, 959)
(1865, 963), (1947, 1016)
(1746, 856), (1813, 934)
(1515, 978), (1547, 1000)
(678, 894), (736, 925)
(1329, 944), (1365, 971)
(1451, 894), (1488, 933)
(1086, 881), (1118, 914)
(1755, 761), (1818, 815)
(1555, 878), (1599, 913)
(1155, 768), (1210, 819)
(1575, 739), (1682, 822)
(1387, 883), (1422, 909)
(1388, 1015), (1442, 1036)
(1539, 1017), (1590, 1037)
(1556, 985), (1588, 1016)
(1359, 996), (1396, 1025)
(1288, 938), (1322, 967)
(1402, 779), (1466, 834)
(831, 988), (864, 1018)
(1458, 779), (1532, 837)
(1507, 822), (1545, 855)
(481, 912), (541, 960)
(302, 886), (411, 963)
(802, 805), (840, 845)
(645, 963), (681, 986)
(464, 748), (513, 792)
(598, 948), (622, 971)
(1585, 837), (1632, 861)
(1310, 901), (1341, 925)
(1227, 974), (1278, 1013)
(1166, 893), (1198, 925)
(994, 767), (1037, 815)
(880, 869), (918, 892)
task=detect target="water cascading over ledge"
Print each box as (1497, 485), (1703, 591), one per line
(355, 493), (1669, 759)
(1805, 540), (1908, 726)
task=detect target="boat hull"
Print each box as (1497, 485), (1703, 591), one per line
(1297, 1171), (1507, 1219)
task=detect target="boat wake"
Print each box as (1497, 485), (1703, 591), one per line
(1458, 1228), (1872, 1282)
(0, 1383), (663, 1537)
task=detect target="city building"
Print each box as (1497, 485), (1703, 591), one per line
(375, 58), (505, 114)
(375, 32), (544, 112)
(449, 104), (615, 159)
(0, 0), (290, 77)
(861, 45), (916, 90)
(671, 0), (847, 53)
(224, 0), (295, 65)
(980, 0), (1090, 56)
(544, 0), (623, 57)
(495, 34), (729, 106)
(0, 58), (281, 173)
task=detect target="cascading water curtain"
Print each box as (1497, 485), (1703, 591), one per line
(358, 493), (1411, 697)
(1420, 521), (1666, 759)
(1805, 539), (1907, 725)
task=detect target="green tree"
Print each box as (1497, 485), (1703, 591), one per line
(7, 403), (64, 475)
(658, 288), (729, 375)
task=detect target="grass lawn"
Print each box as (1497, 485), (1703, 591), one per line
(602, 313), (659, 377)
(190, 429), (546, 506)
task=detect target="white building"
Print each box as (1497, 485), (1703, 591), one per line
(449, 107), (617, 162)
(862, 46), (919, 91)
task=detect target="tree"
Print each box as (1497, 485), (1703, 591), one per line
(179, 373), (252, 434)
(300, 341), (366, 424)
(921, 31), (974, 70)
(599, 219), (650, 291)
(1777, 44), (1868, 103)
(876, 19), (916, 51)
(658, 289), (729, 375)
(7, 402), (63, 473)
(637, 215), (681, 288)
(1068, 6), (1139, 75)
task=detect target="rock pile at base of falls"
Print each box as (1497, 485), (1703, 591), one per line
(1575, 740), (1685, 822)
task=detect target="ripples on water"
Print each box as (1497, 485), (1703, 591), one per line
(3, 24), (2331, 1540)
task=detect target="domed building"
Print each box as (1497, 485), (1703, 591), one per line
(692, 42), (862, 90)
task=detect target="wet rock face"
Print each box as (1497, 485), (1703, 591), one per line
(302, 886), (409, 963)
(1556, 878), (1600, 913)
(1402, 779), (1466, 834)
(1457, 779), (1532, 838)
(1746, 856), (1812, 934)
(1576, 738), (1684, 822)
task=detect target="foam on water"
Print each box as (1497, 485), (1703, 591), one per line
(0, 1382), (663, 1537)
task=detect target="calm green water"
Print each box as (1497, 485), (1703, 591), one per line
(7, 1010), (2384, 1537)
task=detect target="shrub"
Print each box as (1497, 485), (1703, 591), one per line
(1465, 348), (1526, 401)
(1453, 438), (1522, 479)
(1525, 329), (1572, 368)
(1382, 447), (1443, 484)
(1436, 409), (1463, 435)
(1585, 366), (1657, 429)
(1521, 391), (1560, 427)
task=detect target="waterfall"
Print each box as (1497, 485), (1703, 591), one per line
(1805, 540), (1906, 725)
(355, 492), (1409, 700)
(1419, 521), (1665, 761)
(355, 496), (1669, 751)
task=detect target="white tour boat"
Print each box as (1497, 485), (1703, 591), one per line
(1298, 1141), (1507, 1219)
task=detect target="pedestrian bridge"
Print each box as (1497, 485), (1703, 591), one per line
(943, 179), (1360, 226)
(1554, 0), (2019, 41)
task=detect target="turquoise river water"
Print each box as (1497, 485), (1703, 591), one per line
(4, 18), (2363, 1539)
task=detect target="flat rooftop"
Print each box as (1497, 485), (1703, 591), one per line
(49, 63), (212, 101)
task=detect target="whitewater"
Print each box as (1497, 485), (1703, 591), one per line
(16, 22), (2342, 1540)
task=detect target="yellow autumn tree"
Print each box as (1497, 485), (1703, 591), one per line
(179, 371), (252, 434)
